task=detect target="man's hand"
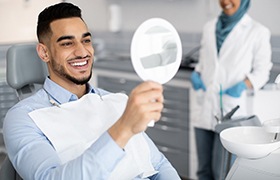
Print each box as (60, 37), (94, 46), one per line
(108, 81), (164, 148)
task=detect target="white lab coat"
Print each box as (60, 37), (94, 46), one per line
(193, 14), (272, 130)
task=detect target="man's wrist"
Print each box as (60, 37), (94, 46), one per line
(108, 121), (132, 149)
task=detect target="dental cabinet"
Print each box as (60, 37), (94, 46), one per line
(91, 58), (194, 179)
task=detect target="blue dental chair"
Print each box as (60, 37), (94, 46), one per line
(0, 43), (48, 180)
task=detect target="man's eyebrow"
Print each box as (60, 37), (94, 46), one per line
(56, 32), (91, 43)
(56, 35), (74, 43)
(83, 32), (92, 38)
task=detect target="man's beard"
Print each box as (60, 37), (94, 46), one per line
(51, 58), (92, 85)
(63, 70), (92, 85)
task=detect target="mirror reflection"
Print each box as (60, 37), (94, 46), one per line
(131, 18), (182, 85)
(139, 27), (177, 69)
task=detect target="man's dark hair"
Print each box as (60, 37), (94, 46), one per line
(37, 2), (83, 43)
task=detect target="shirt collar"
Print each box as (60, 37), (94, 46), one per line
(43, 77), (95, 104)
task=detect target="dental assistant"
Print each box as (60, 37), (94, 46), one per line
(190, 0), (272, 179)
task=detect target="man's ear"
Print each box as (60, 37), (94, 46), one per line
(37, 43), (49, 62)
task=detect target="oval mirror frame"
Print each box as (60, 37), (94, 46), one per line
(131, 18), (182, 84)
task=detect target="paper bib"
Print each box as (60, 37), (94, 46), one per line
(29, 93), (157, 179)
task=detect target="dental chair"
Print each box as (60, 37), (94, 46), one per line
(6, 43), (48, 100)
(0, 43), (48, 180)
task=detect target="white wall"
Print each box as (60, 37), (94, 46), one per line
(70, 0), (280, 36)
(0, 0), (279, 44)
(0, 0), (61, 44)
(249, 0), (280, 35)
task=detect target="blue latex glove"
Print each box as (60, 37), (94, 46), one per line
(224, 81), (247, 98)
(191, 71), (206, 91)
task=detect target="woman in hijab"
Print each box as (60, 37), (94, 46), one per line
(190, 0), (272, 179)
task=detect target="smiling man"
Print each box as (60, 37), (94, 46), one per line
(37, 14), (94, 97)
(3, 2), (180, 179)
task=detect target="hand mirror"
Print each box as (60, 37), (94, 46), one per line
(130, 18), (182, 126)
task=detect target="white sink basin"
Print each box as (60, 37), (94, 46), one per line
(220, 126), (280, 159)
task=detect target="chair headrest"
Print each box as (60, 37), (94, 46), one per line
(6, 43), (48, 89)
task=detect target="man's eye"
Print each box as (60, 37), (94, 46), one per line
(61, 42), (73, 46)
(83, 39), (91, 44)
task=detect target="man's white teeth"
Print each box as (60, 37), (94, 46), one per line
(225, 4), (233, 9)
(71, 61), (87, 66)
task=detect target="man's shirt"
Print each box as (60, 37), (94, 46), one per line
(3, 77), (180, 180)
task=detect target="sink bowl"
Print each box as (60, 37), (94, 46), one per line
(220, 126), (280, 159)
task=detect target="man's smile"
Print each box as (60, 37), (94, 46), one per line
(69, 60), (88, 67)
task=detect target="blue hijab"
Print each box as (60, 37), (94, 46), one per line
(216, 0), (250, 53)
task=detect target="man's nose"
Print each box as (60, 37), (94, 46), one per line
(74, 43), (89, 57)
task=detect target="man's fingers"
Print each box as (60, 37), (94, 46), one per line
(131, 81), (163, 95)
